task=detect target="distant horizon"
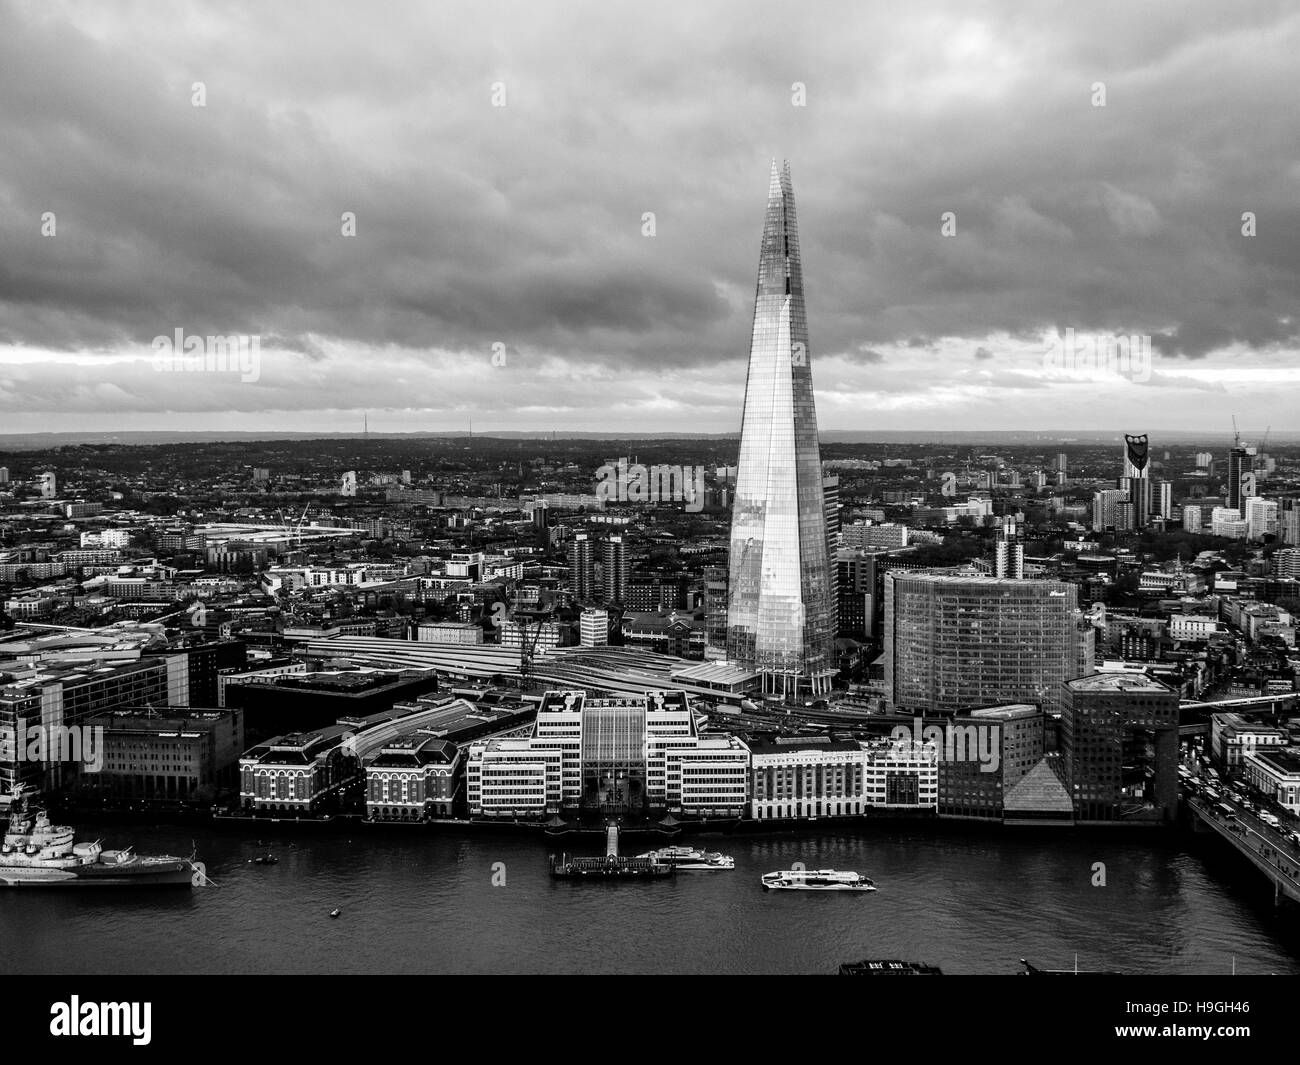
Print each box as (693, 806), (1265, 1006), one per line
(0, 426), (1293, 453)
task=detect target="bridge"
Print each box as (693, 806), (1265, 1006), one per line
(1186, 793), (1300, 906)
(1177, 694), (1299, 737)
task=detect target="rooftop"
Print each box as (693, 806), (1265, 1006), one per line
(1066, 672), (1173, 694)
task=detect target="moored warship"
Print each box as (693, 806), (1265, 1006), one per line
(0, 785), (201, 888)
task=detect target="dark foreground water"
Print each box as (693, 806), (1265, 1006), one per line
(6, 822), (1300, 975)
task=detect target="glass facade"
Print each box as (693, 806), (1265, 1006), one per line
(884, 573), (1095, 719)
(726, 161), (835, 699)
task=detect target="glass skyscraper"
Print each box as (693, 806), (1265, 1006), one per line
(726, 161), (835, 699)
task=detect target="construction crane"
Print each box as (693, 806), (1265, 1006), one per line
(1232, 414), (1240, 447)
(277, 504), (311, 551)
(512, 607), (549, 685)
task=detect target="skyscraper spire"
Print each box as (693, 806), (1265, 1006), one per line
(725, 161), (835, 699)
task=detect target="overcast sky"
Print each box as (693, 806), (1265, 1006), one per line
(1, 0), (1298, 438)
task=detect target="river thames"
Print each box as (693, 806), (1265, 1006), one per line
(6, 822), (1300, 975)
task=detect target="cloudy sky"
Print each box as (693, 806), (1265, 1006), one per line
(1, 0), (1298, 437)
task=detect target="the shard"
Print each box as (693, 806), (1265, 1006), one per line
(726, 160), (835, 699)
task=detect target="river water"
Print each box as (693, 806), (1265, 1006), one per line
(5, 822), (1299, 975)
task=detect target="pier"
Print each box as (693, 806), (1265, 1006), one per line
(1187, 794), (1300, 906)
(549, 820), (674, 879)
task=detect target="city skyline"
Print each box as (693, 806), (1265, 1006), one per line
(2, 1), (1300, 436)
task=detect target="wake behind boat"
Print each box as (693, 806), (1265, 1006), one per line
(635, 845), (734, 870)
(0, 785), (200, 888)
(761, 869), (876, 892)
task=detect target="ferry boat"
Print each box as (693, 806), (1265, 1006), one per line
(0, 786), (200, 888)
(761, 869), (876, 892)
(635, 845), (734, 870)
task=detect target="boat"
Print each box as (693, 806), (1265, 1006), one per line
(761, 869), (875, 891)
(839, 959), (943, 975)
(0, 785), (199, 888)
(329, 908), (341, 918)
(252, 854), (278, 865)
(634, 845), (734, 870)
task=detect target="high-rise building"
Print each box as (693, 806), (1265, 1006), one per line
(601, 534), (630, 606)
(883, 573), (1094, 720)
(1155, 480), (1173, 520)
(1228, 444), (1254, 510)
(1114, 500), (1136, 532)
(1092, 488), (1127, 533)
(1281, 501), (1300, 545)
(1122, 434), (1151, 527)
(994, 516), (1024, 579)
(0, 466), (9, 483)
(726, 161), (835, 699)
(1055, 454), (1068, 475)
(823, 473), (841, 636)
(569, 533), (597, 601)
(1246, 496), (1278, 542)
(1062, 672), (1179, 823)
(1273, 549), (1300, 579)
(532, 501), (550, 533)
(835, 548), (875, 638)
(1183, 504), (1203, 533)
(579, 608), (609, 647)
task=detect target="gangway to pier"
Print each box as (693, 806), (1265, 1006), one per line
(606, 823), (619, 857)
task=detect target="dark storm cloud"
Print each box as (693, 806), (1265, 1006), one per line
(0, 0), (1298, 429)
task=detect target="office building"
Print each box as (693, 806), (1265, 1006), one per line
(80, 707), (245, 802)
(726, 161), (836, 699)
(1210, 712), (1286, 768)
(1062, 672), (1179, 823)
(365, 737), (460, 820)
(0, 659), (171, 794)
(937, 704), (1044, 820)
(415, 621), (484, 645)
(579, 608), (610, 648)
(465, 690), (749, 818)
(884, 573), (1094, 719)
(1242, 749), (1300, 814)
